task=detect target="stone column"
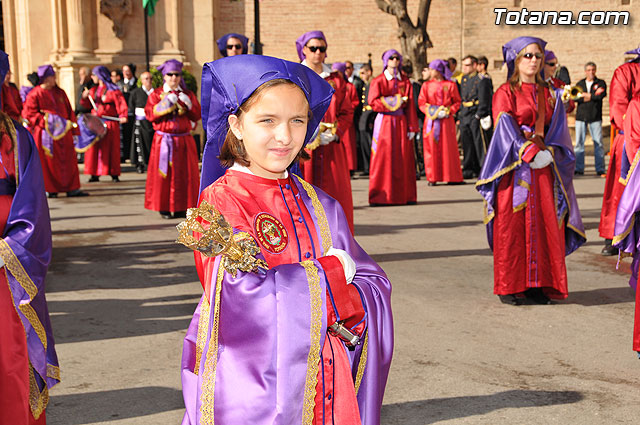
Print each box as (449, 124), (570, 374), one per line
(66, 0), (92, 57)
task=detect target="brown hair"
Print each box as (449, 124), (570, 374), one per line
(219, 79), (311, 167)
(508, 44), (548, 92)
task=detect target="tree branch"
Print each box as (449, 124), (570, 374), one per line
(374, 0), (394, 15)
(417, 0), (432, 27)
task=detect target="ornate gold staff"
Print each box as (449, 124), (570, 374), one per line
(176, 200), (268, 277)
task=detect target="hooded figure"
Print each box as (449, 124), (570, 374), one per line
(216, 33), (249, 57)
(181, 54), (393, 425)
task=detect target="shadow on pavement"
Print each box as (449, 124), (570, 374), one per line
(355, 220), (482, 236)
(381, 389), (583, 424)
(560, 286), (634, 306)
(48, 386), (184, 424)
(371, 248), (491, 263)
(48, 294), (199, 343)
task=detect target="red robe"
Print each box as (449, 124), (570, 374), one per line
(546, 76), (575, 113)
(367, 72), (418, 205)
(198, 170), (365, 424)
(491, 82), (568, 299)
(2, 83), (22, 121)
(301, 71), (354, 232)
(418, 79), (463, 183)
(79, 85), (128, 176)
(600, 62), (640, 239)
(144, 89), (201, 213)
(22, 85), (81, 193)
(0, 128), (45, 425)
(342, 82), (359, 171)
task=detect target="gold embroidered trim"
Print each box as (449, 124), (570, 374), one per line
(44, 112), (73, 141)
(354, 330), (369, 395)
(619, 150), (640, 186)
(295, 175), (333, 255)
(199, 263), (225, 425)
(612, 211), (636, 246)
(194, 295), (211, 375)
(380, 94), (403, 112)
(301, 260), (323, 425)
(153, 91), (178, 117)
(47, 364), (61, 381)
(0, 239), (47, 348)
(29, 364), (49, 419)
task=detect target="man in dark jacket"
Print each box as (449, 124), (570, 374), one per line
(128, 71), (154, 173)
(575, 62), (607, 176)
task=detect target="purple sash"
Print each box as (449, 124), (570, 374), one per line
(74, 114), (107, 153)
(40, 112), (72, 157)
(371, 99), (404, 155)
(158, 130), (190, 177)
(425, 105), (443, 142)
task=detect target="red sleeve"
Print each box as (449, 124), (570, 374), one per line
(492, 83), (514, 123)
(185, 90), (201, 123)
(610, 65), (631, 128)
(367, 77), (387, 113)
(79, 87), (94, 111)
(2, 85), (21, 121)
(448, 82), (461, 116)
(623, 96), (640, 162)
(114, 91), (129, 118)
(522, 144), (541, 162)
(144, 91), (160, 122)
(21, 89), (44, 128)
(404, 79), (419, 132)
(417, 82), (428, 114)
(317, 255), (365, 336)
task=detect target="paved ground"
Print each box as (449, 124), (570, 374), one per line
(44, 160), (640, 424)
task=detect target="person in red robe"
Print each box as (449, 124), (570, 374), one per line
(418, 59), (463, 185)
(543, 50), (575, 114)
(600, 50), (640, 255)
(79, 65), (128, 182)
(296, 30), (354, 232)
(0, 50), (59, 425)
(144, 59), (201, 219)
(332, 62), (359, 172)
(477, 36), (585, 305)
(3, 69), (22, 121)
(22, 64), (88, 198)
(367, 49), (419, 205)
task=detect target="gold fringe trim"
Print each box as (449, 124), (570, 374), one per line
(47, 364), (61, 381)
(354, 331), (369, 395)
(295, 175), (333, 255)
(153, 92), (178, 117)
(613, 211), (636, 247)
(194, 295), (211, 375)
(0, 239), (47, 348)
(199, 263), (225, 424)
(380, 94), (403, 112)
(44, 112), (73, 141)
(301, 260), (323, 425)
(29, 364), (49, 419)
(619, 150), (640, 186)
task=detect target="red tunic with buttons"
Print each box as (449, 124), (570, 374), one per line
(342, 82), (360, 171)
(79, 85), (128, 176)
(491, 82), (568, 298)
(144, 89), (201, 213)
(600, 62), (640, 239)
(22, 85), (81, 193)
(197, 169), (365, 424)
(301, 72), (354, 232)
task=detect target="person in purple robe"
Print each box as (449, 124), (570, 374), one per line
(0, 50), (59, 425)
(216, 33), (249, 57)
(178, 54), (393, 425)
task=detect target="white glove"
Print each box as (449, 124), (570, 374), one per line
(319, 130), (337, 146)
(529, 149), (553, 169)
(165, 92), (178, 104)
(436, 109), (447, 119)
(407, 132), (416, 140)
(326, 247), (356, 284)
(480, 115), (492, 130)
(178, 92), (192, 109)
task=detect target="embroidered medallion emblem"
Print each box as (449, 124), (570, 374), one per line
(254, 213), (288, 254)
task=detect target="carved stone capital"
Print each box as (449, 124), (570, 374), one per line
(100, 0), (132, 39)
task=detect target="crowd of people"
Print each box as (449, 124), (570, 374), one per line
(1, 29), (640, 425)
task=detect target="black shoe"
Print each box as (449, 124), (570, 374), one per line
(427, 181), (436, 186)
(136, 165), (145, 174)
(159, 211), (172, 219)
(499, 294), (524, 306)
(111, 175), (120, 182)
(447, 181), (466, 185)
(173, 211), (187, 219)
(47, 192), (58, 199)
(88, 175), (99, 183)
(525, 288), (551, 305)
(601, 239), (619, 256)
(406, 201), (417, 205)
(66, 189), (89, 197)
(574, 170), (584, 176)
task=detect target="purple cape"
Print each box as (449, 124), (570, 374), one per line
(476, 88), (586, 254)
(181, 177), (393, 424)
(216, 33), (249, 56)
(0, 114), (58, 416)
(198, 55), (334, 192)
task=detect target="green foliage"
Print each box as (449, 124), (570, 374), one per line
(137, 67), (198, 94)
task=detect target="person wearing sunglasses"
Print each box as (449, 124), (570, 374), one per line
(476, 36), (585, 306)
(367, 49), (419, 205)
(418, 59), (463, 186)
(143, 59), (201, 219)
(543, 50), (575, 114)
(296, 30), (355, 232)
(216, 33), (249, 57)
